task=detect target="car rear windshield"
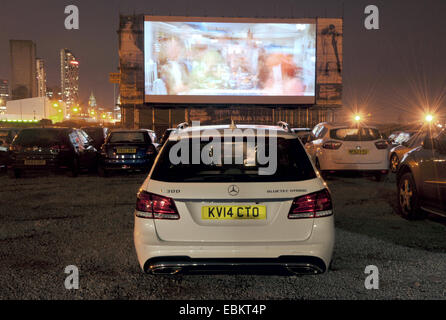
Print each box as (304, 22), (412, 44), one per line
(109, 132), (147, 143)
(330, 127), (382, 141)
(82, 128), (104, 142)
(151, 137), (316, 182)
(13, 129), (68, 147)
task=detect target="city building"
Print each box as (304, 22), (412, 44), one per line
(9, 40), (37, 100)
(60, 48), (79, 111)
(88, 92), (97, 108)
(0, 79), (9, 113)
(36, 58), (47, 97)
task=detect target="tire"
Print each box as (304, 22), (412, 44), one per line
(67, 159), (79, 177)
(98, 165), (108, 177)
(390, 153), (399, 173)
(397, 172), (424, 220)
(8, 168), (21, 179)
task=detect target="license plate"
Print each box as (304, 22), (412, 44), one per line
(24, 159), (46, 165)
(116, 148), (136, 154)
(201, 205), (266, 220)
(349, 149), (368, 155)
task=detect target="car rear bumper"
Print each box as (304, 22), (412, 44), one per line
(144, 256), (327, 275)
(134, 214), (335, 275)
(319, 159), (389, 171)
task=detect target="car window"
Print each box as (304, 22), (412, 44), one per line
(151, 137), (316, 183)
(14, 129), (68, 147)
(76, 130), (90, 146)
(109, 132), (147, 143)
(330, 127), (381, 141)
(409, 133), (424, 148)
(69, 131), (81, 148)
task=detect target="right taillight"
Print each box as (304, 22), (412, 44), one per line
(288, 189), (333, 219)
(322, 141), (342, 150)
(136, 190), (179, 220)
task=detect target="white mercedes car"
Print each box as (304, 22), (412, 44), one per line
(305, 122), (389, 180)
(134, 123), (335, 275)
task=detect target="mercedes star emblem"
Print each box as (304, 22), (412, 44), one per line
(228, 185), (240, 196)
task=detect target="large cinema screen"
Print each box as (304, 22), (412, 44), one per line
(144, 16), (316, 104)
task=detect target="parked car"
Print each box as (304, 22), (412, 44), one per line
(305, 122), (389, 180)
(157, 128), (175, 151)
(0, 128), (20, 169)
(98, 129), (158, 176)
(134, 123), (334, 275)
(390, 130), (418, 147)
(396, 129), (446, 219)
(8, 128), (98, 178)
(389, 130), (439, 173)
(81, 127), (109, 150)
(291, 127), (312, 144)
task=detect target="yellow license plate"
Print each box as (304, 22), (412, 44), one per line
(24, 160), (46, 165)
(201, 205), (266, 220)
(116, 148), (136, 154)
(349, 149), (368, 155)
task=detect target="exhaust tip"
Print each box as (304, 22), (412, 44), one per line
(149, 266), (183, 275)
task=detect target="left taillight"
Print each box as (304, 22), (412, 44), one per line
(136, 190), (179, 220)
(375, 140), (388, 149)
(288, 188), (333, 219)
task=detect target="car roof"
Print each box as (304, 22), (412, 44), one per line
(315, 122), (379, 129)
(169, 124), (297, 140)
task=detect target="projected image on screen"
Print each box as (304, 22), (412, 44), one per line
(144, 18), (316, 103)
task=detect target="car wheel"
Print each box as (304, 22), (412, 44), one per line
(397, 172), (424, 220)
(390, 153), (399, 173)
(98, 165), (108, 177)
(8, 168), (21, 179)
(67, 159), (79, 177)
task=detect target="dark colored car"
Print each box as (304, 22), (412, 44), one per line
(98, 129), (158, 176)
(396, 129), (446, 219)
(0, 128), (20, 169)
(8, 128), (98, 178)
(81, 127), (109, 150)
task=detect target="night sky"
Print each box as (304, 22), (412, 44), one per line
(1, 0), (445, 123)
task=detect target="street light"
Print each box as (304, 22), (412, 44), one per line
(425, 114), (434, 123)
(354, 115), (361, 122)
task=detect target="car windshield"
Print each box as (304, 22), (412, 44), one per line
(13, 129), (68, 147)
(82, 128), (104, 142)
(151, 137), (316, 182)
(109, 132), (146, 143)
(330, 127), (382, 141)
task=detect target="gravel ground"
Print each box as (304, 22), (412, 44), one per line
(0, 171), (445, 299)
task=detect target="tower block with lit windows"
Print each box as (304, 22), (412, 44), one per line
(60, 48), (79, 114)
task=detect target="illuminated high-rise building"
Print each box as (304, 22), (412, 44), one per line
(60, 48), (79, 111)
(0, 79), (9, 112)
(36, 58), (47, 97)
